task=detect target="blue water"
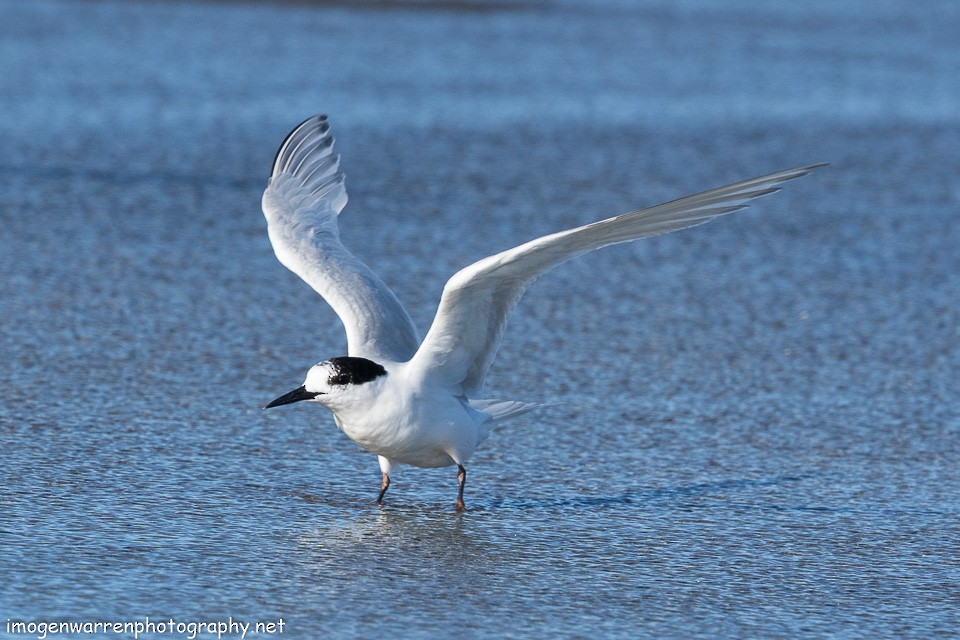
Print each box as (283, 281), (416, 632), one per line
(2, 0), (959, 638)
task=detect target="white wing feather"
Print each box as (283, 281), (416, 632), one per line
(262, 115), (420, 362)
(411, 163), (828, 395)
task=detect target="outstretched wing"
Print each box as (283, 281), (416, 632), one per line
(262, 115), (420, 362)
(410, 163), (827, 395)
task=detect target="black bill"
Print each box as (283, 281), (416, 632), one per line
(263, 385), (320, 409)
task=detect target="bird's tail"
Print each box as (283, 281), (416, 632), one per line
(470, 399), (542, 423)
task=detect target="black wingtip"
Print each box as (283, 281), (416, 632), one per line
(270, 113), (330, 178)
(788, 162), (830, 181)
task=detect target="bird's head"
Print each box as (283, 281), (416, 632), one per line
(263, 356), (388, 410)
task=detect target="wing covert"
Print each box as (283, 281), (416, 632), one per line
(410, 163), (827, 395)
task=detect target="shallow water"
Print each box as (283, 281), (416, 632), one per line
(2, 0), (959, 638)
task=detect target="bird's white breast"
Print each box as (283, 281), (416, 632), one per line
(326, 364), (484, 469)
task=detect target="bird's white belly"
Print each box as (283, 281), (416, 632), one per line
(333, 394), (481, 469)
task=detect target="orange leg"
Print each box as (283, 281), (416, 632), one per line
(455, 465), (467, 512)
(376, 472), (390, 505)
